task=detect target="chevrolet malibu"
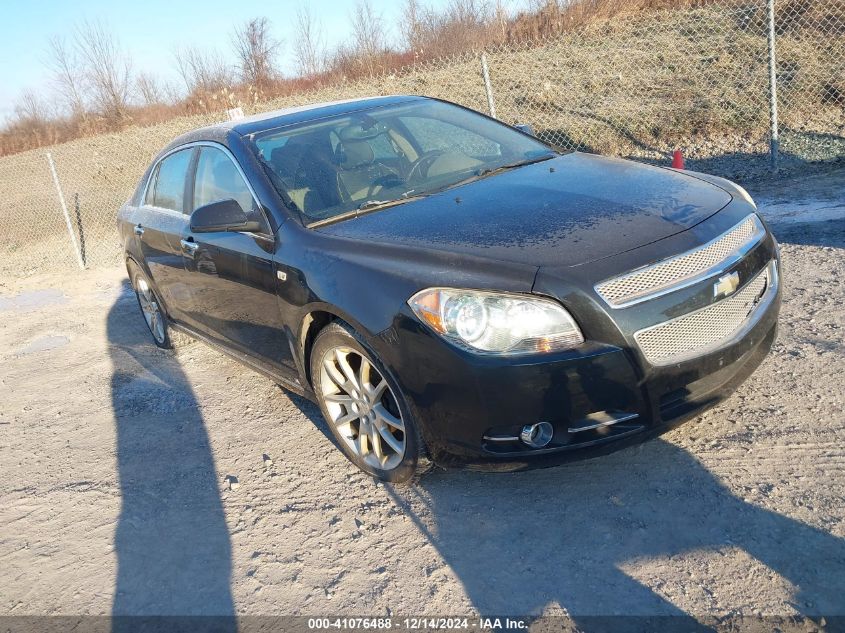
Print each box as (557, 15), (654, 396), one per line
(118, 95), (781, 482)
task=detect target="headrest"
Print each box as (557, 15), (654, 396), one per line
(337, 122), (385, 141)
(336, 139), (374, 169)
(270, 144), (307, 179)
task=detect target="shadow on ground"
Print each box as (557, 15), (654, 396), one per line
(107, 280), (235, 626)
(770, 218), (845, 249)
(387, 439), (845, 625)
(101, 155), (844, 625)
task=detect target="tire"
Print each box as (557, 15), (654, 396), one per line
(128, 261), (172, 349)
(310, 321), (430, 483)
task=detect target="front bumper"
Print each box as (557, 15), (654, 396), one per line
(384, 229), (781, 471)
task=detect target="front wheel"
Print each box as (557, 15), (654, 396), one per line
(129, 262), (171, 349)
(310, 322), (429, 483)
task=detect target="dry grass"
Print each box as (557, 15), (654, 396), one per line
(0, 1), (842, 276)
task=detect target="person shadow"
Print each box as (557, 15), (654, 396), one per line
(387, 439), (845, 628)
(284, 317), (845, 626)
(107, 278), (235, 630)
(383, 358), (845, 629)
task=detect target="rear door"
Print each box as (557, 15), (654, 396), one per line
(136, 147), (196, 322)
(181, 144), (296, 375)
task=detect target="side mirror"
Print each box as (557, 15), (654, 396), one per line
(190, 199), (261, 233)
(514, 123), (535, 137)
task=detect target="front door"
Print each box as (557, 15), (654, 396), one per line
(181, 144), (295, 375)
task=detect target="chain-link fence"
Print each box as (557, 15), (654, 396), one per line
(1, 0), (842, 278)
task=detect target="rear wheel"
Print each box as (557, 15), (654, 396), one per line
(310, 322), (429, 483)
(129, 262), (171, 349)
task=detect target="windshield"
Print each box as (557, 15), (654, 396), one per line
(250, 99), (556, 225)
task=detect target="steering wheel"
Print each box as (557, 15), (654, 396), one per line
(366, 171), (404, 199)
(406, 150), (445, 183)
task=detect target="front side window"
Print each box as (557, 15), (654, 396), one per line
(150, 148), (192, 213)
(193, 147), (257, 217)
(252, 99), (555, 224)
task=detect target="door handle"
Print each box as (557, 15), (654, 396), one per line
(134, 224), (144, 236)
(180, 238), (199, 255)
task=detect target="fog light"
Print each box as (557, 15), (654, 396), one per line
(520, 422), (554, 449)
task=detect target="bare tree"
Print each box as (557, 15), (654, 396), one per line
(350, 0), (387, 74)
(136, 71), (164, 106)
(160, 80), (184, 105)
(45, 35), (87, 118)
(74, 20), (133, 120)
(445, 0), (493, 33)
(13, 89), (50, 126)
(231, 17), (281, 88)
(401, 0), (427, 52)
(293, 6), (327, 78)
(174, 46), (233, 94)
(398, 0), (504, 57)
(493, 0), (511, 41)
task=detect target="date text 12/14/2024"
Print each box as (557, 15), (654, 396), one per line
(307, 618), (529, 630)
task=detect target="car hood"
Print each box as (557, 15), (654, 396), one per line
(314, 152), (733, 268)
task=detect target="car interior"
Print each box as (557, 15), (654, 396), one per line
(256, 114), (490, 221)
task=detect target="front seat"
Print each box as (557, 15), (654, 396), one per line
(268, 137), (338, 217)
(334, 134), (397, 204)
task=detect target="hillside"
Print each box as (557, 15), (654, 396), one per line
(0, 0), (842, 275)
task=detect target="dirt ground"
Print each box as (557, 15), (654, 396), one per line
(1, 168), (844, 624)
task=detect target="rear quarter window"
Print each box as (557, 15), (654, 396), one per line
(143, 164), (160, 206)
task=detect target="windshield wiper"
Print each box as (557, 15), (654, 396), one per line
(356, 195), (424, 213)
(425, 153), (559, 197)
(308, 194), (425, 228)
(357, 199), (394, 211)
(474, 154), (557, 179)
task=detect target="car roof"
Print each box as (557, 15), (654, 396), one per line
(164, 95), (428, 153)
(228, 94), (426, 136)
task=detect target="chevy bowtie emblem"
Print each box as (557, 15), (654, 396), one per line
(713, 272), (740, 298)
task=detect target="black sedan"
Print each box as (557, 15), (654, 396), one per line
(118, 95), (781, 482)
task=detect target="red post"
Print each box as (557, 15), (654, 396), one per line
(672, 150), (685, 170)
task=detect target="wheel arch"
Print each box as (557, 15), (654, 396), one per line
(124, 254), (172, 319)
(299, 309), (337, 389)
(297, 305), (382, 390)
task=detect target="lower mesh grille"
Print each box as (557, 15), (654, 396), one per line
(634, 262), (774, 365)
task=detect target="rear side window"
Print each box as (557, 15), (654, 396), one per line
(193, 147), (257, 216)
(149, 149), (192, 213)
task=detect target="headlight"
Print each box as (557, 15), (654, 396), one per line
(408, 288), (584, 354)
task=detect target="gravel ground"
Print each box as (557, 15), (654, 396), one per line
(0, 169), (843, 626)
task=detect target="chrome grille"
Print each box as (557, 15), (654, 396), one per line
(596, 214), (765, 308)
(634, 262), (775, 365)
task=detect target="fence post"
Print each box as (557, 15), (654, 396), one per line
(73, 193), (87, 266)
(480, 53), (497, 119)
(766, 0), (780, 171)
(46, 152), (85, 270)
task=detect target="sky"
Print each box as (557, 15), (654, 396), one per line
(0, 0), (457, 121)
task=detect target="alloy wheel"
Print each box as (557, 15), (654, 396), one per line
(319, 346), (406, 471)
